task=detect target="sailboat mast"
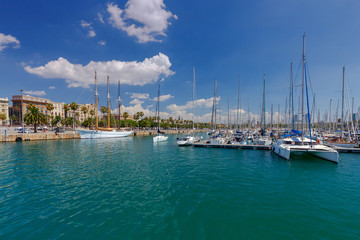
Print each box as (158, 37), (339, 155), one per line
(107, 75), (110, 128)
(301, 34), (306, 142)
(290, 62), (294, 130)
(95, 71), (98, 130)
(263, 74), (266, 135)
(157, 83), (160, 130)
(118, 80), (121, 130)
(237, 75), (240, 130)
(341, 66), (345, 140)
(192, 66), (195, 130)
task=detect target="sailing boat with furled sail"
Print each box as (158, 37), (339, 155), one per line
(153, 82), (168, 143)
(77, 71), (133, 139)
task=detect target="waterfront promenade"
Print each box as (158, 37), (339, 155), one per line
(0, 127), (207, 142)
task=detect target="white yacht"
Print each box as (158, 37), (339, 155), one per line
(177, 136), (200, 146)
(78, 129), (132, 139)
(77, 72), (133, 139)
(272, 136), (339, 163)
(153, 134), (168, 143)
(153, 83), (168, 143)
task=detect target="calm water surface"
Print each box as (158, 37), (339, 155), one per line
(0, 134), (359, 239)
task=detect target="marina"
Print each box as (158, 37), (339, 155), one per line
(1, 134), (360, 239)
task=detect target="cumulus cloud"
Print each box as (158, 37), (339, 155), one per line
(127, 92), (149, 99)
(23, 90), (46, 96)
(88, 30), (96, 37)
(107, 0), (177, 43)
(49, 86), (56, 90)
(152, 94), (174, 102)
(0, 33), (20, 52)
(129, 99), (144, 105)
(80, 20), (96, 37)
(98, 40), (106, 46)
(167, 97), (221, 112)
(24, 52), (174, 88)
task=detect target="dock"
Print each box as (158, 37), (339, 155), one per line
(193, 141), (271, 150)
(332, 146), (360, 153)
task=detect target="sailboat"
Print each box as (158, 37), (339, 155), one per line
(153, 83), (168, 143)
(177, 66), (201, 146)
(253, 74), (272, 146)
(272, 34), (339, 163)
(77, 72), (133, 139)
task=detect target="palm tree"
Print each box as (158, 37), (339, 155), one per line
(46, 103), (54, 128)
(51, 115), (62, 127)
(81, 105), (88, 115)
(123, 112), (129, 120)
(70, 102), (79, 129)
(63, 104), (70, 118)
(89, 109), (95, 128)
(24, 104), (46, 133)
(139, 111), (144, 120)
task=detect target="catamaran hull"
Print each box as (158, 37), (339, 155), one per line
(272, 145), (338, 163)
(77, 130), (133, 139)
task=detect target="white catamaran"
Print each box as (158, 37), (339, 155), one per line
(77, 72), (133, 139)
(271, 34), (339, 163)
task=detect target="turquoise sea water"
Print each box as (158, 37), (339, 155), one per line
(0, 134), (359, 239)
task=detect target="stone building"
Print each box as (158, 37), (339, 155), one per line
(0, 97), (9, 125)
(11, 95), (95, 124)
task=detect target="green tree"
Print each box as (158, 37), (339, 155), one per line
(0, 113), (6, 125)
(81, 117), (92, 128)
(24, 104), (46, 133)
(63, 104), (70, 118)
(51, 115), (62, 127)
(10, 114), (17, 125)
(123, 112), (129, 120)
(70, 102), (79, 129)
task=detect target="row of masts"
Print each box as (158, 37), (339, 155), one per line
(94, 71), (122, 131)
(209, 34), (358, 141)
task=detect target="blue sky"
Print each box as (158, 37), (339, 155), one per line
(1, 0), (360, 122)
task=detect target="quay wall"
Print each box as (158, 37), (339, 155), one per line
(0, 129), (207, 142)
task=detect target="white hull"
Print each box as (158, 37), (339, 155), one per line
(153, 135), (168, 142)
(77, 129), (133, 139)
(177, 136), (200, 146)
(272, 144), (339, 163)
(177, 140), (192, 146)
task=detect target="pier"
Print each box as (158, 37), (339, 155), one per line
(193, 140), (271, 150)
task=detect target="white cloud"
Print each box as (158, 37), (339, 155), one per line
(167, 97), (221, 112)
(49, 86), (56, 90)
(97, 13), (105, 24)
(80, 20), (96, 37)
(0, 33), (20, 52)
(88, 30), (96, 37)
(128, 92), (149, 99)
(107, 0), (177, 43)
(152, 94), (174, 102)
(129, 99), (144, 105)
(23, 90), (46, 96)
(98, 40), (106, 46)
(24, 52), (174, 88)
(80, 20), (91, 28)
